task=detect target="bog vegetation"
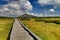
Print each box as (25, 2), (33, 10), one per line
(0, 17), (14, 40)
(19, 17), (60, 40)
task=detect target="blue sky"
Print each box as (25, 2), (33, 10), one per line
(0, 0), (8, 5)
(0, 0), (60, 16)
(29, 0), (54, 13)
(29, 0), (60, 16)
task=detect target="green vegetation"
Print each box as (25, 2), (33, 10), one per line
(19, 17), (60, 40)
(20, 17), (31, 21)
(34, 17), (60, 24)
(0, 17), (14, 40)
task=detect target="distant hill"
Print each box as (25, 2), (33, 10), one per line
(19, 14), (36, 18)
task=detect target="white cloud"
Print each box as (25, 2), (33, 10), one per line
(44, 14), (55, 17)
(38, 0), (60, 5)
(0, 9), (3, 12)
(49, 9), (55, 12)
(16, 11), (20, 14)
(27, 13), (43, 17)
(27, 12), (34, 15)
(0, 0), (33, 17)
(20, 0), (32, 11)
(31, 13), (34, 15)
(55, 0), (60, 3)
(8, 3), (20, 9)
(26, 1), (32, 10)
(33, 13), (43, 17)
(3, 7), (9, 11)
(38, 0), (52, 4)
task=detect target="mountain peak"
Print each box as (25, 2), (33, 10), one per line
(19, 14), (36, 17)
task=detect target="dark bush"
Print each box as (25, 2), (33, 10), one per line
(20, 17), (31, 21)
(54, 21), (60, 24)
(44, 20), (55, 23)
(44, 20), (60, 24)
(35, 19), (43, 22)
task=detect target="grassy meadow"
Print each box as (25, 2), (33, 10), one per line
(0, 17), (14, 40)
(19, 17), (60, 40)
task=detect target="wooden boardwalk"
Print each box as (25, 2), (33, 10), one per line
(10, 19), (34, 40)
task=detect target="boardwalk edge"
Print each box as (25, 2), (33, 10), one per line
(18, 19), (41, 40)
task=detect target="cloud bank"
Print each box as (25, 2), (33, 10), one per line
(38, 0), (60, 5)
(0, 0), (32, 17)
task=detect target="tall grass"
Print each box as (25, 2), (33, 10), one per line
(19, 17), (60, 40)
(0, 18), (14, 40)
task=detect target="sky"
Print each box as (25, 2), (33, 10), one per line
(0, 0), (60, 17)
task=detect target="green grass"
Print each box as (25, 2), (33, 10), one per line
(0, 18), (14, 40)
(19, 17), (60, 40)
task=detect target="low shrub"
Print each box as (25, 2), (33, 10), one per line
(20, 17), (31, 21)
(35, 19), (43, 22)
(44, 20), (60, 24)
(54, 21), (60, 24)
(44, 20), (55, 23)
